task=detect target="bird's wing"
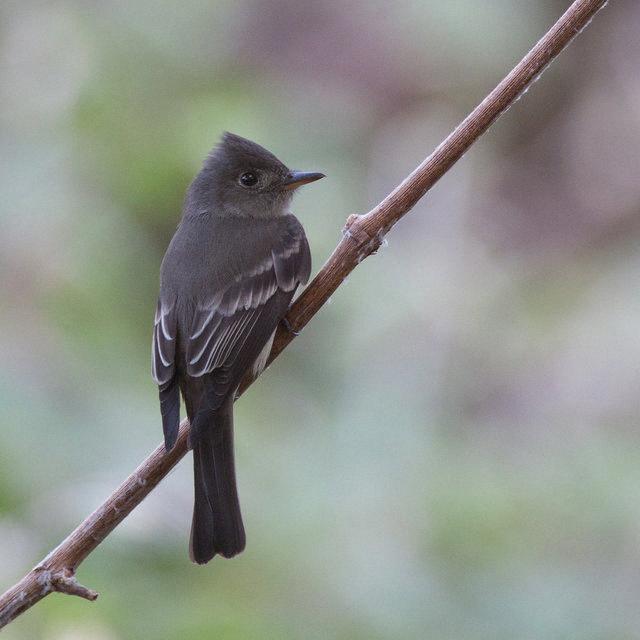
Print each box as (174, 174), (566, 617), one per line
(152, 217), (310, 449)
(186, 221), (311, 381)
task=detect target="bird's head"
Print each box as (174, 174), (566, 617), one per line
(187, 132), (325, 218)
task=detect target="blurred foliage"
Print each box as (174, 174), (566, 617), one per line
(1, 0), (640, 638)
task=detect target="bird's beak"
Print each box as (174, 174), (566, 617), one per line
(282, 171), (326, 190)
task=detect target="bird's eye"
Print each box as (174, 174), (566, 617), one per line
(239, 171), (259, 187)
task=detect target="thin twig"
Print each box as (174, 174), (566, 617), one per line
(0, 0), (608, 629)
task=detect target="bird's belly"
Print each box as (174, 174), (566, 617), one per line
(252, 330), (275, 378)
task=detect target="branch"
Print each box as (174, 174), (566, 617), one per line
(0, 0), (608, 629)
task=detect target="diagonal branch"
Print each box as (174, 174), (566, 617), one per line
(0, 0), (608, 629)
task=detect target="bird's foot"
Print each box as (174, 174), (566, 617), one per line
(281, 316), (300, 336)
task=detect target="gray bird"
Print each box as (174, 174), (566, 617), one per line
(152, 133), (324, 564)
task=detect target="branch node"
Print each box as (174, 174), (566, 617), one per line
(343, 215), (382, 255)
(50, 569), (99, 602)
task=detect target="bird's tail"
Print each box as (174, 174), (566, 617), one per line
(189, 396), (246, 564)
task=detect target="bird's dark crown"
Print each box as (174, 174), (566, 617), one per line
(210, 132), (289, 174)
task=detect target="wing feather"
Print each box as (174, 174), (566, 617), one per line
(152, 300), (176, 386)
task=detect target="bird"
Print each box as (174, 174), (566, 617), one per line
(151, 132), (324, 564)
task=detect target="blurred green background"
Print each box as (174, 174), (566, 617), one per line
(2, 0), (640, 638)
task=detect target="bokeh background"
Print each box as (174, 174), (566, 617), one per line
(2, 0), (640, 638)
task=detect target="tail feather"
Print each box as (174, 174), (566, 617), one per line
(189, 398), (245, 564)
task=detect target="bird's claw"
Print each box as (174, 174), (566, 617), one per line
(281, 316), (300, 336)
